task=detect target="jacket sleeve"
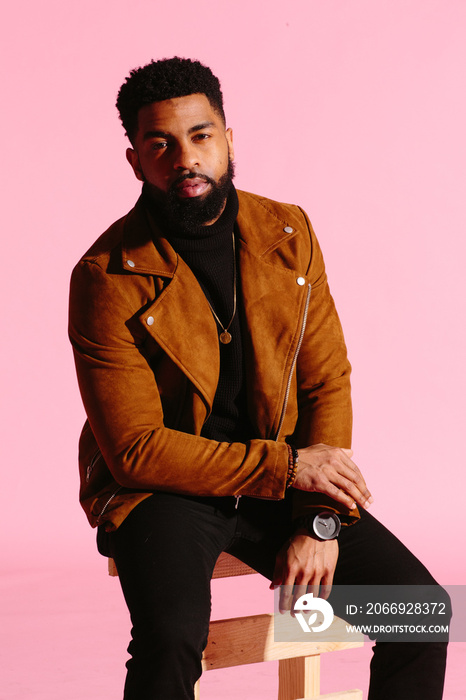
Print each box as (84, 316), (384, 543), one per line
(69, 259), (289, 502)
(291, 208), (360, 525)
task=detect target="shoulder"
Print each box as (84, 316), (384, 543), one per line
(70, 195), (158, 294)
(78, 216), (127, 264)
(75, 197), (146, 268)
(236, 189), (320, 270)
(236, 190), (326, 284)
(69, 197), (141, 308)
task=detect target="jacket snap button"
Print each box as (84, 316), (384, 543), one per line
(146, 316), (154, 326)
(283, 226), (293, 233)
(297, 277), (305, 286)
(127, 259), (135, 268)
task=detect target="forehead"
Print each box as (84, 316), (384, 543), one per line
(136, 93), (222, 138)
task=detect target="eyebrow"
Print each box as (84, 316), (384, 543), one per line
(142, 121), (217, 141)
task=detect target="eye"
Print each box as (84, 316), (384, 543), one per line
(151, 141), (168, 151)
(193, 133), (210, 142)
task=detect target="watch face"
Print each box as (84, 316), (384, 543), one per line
(313, 511), (341, 540)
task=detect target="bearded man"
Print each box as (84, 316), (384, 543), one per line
(69, 57), (448, 700)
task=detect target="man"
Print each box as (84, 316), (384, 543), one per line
(69, 57), (448, 699)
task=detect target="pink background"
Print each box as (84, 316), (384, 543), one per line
(1, 1), (465, 697)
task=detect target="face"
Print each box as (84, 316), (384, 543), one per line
(126, 93), (235, 229)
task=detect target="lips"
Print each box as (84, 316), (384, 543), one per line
(175, 177), (210, 198)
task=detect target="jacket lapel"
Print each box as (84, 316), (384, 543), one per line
(140, 259), (220, 412)
(122, 198), (220, 412)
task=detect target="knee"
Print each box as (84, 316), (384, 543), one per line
(434, 584), (452, 627)
(129, 610), (210, 661)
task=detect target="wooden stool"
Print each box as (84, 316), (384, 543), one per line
(108, 553), (363, 700)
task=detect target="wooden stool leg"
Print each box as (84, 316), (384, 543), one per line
(278, 654), (320, 700)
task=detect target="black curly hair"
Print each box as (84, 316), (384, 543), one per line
(116, 57), (225, 143)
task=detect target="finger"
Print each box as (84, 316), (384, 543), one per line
(278, 586), (291, 613)
(307, 567), (324, 596)
(320, 565), (335, 601)
(341, 448), (353, 458)
(270, 565), (280, 590)
(290, 582), (310, 617)
(337, 453), (374, 506)
(320, 583), (332, 600)
(326, 457), (373, 507)
(319, 480), (360, 510)
(331, 472), (373, 509)
(306, 454), (371, 509)
(291, 553), (325, 612)
(337, 453), (368, 486)
(279, 574), (297, 614)
(270, 552), (285, 590)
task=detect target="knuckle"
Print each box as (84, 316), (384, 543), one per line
(315, 475), (327, 490)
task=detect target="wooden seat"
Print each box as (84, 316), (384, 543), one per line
(108, 553), (363, 700)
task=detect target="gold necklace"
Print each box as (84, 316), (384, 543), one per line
(206, 233), (236, 345)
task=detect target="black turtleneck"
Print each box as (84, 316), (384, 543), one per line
(143, 185), (253, 443)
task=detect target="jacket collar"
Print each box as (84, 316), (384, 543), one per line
(236, 190), (302, 257)
(120, 190), (301, 274)
(121, 197), (178, 277)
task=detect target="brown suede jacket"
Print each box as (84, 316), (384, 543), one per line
(69, 190), (358, 532)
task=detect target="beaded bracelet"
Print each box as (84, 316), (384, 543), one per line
(286, 444), (299, 488)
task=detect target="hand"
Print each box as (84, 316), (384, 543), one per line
(270, 530), (339, 613)
(294, 443), (373, 511)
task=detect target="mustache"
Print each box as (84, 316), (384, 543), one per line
(170, 172), (215, 190)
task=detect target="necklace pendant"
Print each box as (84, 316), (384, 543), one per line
(219, 331), (232, 344)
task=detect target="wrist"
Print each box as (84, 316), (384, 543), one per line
(294, 510), (341, 540)
(286, 444), (299, 488)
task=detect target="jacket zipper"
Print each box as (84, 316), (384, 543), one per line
(236, 282), (311, 509)
(86, 447), (102, 482)
(96, 486), (124, 523)
(274, 282), (311, 441)
(87, 447), (124, 523)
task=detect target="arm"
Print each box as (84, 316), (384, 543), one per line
(69, 258), (289, 501)
(275, 211), (372, 601)
(289, 208), (371, 520)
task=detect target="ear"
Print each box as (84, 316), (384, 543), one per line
(126, 148), (145, 182)
(225, 127), (234, 161)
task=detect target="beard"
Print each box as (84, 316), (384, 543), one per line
(148, 158), (235, 234)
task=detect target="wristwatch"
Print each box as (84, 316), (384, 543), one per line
(299, 511), (341, 540)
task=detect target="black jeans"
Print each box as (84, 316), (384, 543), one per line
(101, 493), (449, 700)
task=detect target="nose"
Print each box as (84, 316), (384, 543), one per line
(173, 140), (199, 171)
